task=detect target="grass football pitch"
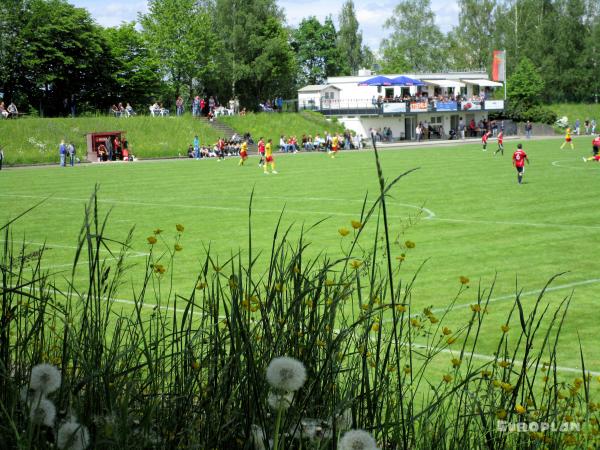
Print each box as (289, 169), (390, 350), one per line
(1, 136), (599, 376)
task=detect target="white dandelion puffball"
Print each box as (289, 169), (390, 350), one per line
(266, 356), (307, 392)
(30, 363), (61, 394)
(250, 424), (267, 450)
(267, 391), (294, 410)
(57, 421), (90, 450)
(338, 429), (378, 450)
(29, 398), (57, 427)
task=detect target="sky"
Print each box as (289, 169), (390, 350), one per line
(70, 0), (460, 50)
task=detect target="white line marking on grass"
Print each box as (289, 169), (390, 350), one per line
(0, 238), (150, 256)
(383, 277), (600, 324)
(409, 343), (600, 377)
(41, 252), (148, 270)
(431, 217), (600, 230)
(551, 160), (588, 170)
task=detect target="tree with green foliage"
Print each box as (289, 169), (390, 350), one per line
(507, 57), (544, 107)
(380, 0), (446, 72)
(102, 23), (163, 108)
(451, 0), (498, 70)
(337, 0), (363, 74)
(20, 0), (111, 115)
(0, 0), (29, 106)
(140, 0), (220, 101)
(213, 0), (296, 107)
(292, 16), (343, 85)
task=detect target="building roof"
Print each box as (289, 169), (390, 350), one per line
(298, 84), (341, 92)
(462, 79), (503, 87)
(423, 79), (466, 88)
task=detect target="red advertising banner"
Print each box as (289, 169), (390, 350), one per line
(492, 50), (506, 82)
(410, 101), (428, 112)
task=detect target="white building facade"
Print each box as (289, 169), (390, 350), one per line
(297, 71), (504, 140)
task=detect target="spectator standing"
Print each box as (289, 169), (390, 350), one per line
(192, 96), (200, 116)
(592, 119), (597, 134)
(0, 146), (4, 170)
(416, 123), (422, 142)
(193, 135), (200, 159)
(176, 96), (184, 116)
(525, 121), (532, 139)
(575, 118), (580, 135)
(59, 140), (66, 167)
(276, 96), (283, 112)
(458, 118), (465, 139)
(208, 96), (215, 113)
(67, 142), (76, 166)
(233, 97), (240, 114)
(106, 137), (113, 161)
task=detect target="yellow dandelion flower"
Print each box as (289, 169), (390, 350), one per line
(429, 315), (439, 324)
(451, 358), (461, 368)
(306, 299), (314, 308)
(196, 281), (207, 290)
(501, 382), (513, 393)
(459, 276), (470, 285)
(153, 264), (166, 274)
(293, 265), (301, 274)
(447, 336), (457, 345)
(191, 360), (200, 370)
(410, 318), (421, 328)
(481, 370), (492, 378)
(147, 236), (157, 245)
(316, 339), (326, 348)
(387, 365), (397, 373)
(176, 224), (185, 232)
(403, 366), (411, 374)
(326, 298), (333, 306)
(574, 377), (583, 386)
(501, 324), (510, 333)
(498, 360), (511, 368)
(542, 376), (549, 382)
(338, 227), (350, 237)
(496, 409), (507, 419)
(396, 253), (406, 262)
(396, 304), (407, 313)
(371, 323), (380, 332)
(405, 240), (416, 249)
(360, 303), (370, 311)
(492, 379), (501, 388)
(153, 228), (163, 235)
(174, 244), (183, 252)
(274, 282), (283, 292)
(442, 327), (452, 336)
(443, 374), (453, 383)
(564, 414), (573, 422)
(470, 304), (481, 312)
(515, 404), (526, 414)
(325, 279), (335, 286)
(350, 260), (362, 270)
(351, 220), (363, 230)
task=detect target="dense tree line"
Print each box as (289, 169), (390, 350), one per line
(0, 0), (597, 116)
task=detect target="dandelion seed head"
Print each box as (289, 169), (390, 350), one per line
(30, 363), (61, 395)
(338, 429), (378, 450)
(57, 420), (90, 450)
(266, 356), (307, 392)
(268, 391), (294, 410)
(29, 398), (56, 427)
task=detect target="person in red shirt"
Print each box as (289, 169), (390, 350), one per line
(494, 129), (504, 155)
(512, 143), (530, 184)
(592, 134), (600, 156)
(482, 130), (491, 151)
(257, 137), (265, 167)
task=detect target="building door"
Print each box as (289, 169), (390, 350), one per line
(405, 116), (416, 140)
(450, 115), (459, 133)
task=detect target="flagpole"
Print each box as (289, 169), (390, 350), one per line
(504, 49), (507, 101)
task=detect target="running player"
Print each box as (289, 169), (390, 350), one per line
(512, 143), (529, 184)
(257, 137), (265, 167)
(592, 134), (600, 156)
(238, 140), (248, 166)
(494, 129), (504, 155)
(263, 139), (277, 174)
(482, 130), (491, 151)
(560, 127), (574, 150)
(330, 134), (339, 158)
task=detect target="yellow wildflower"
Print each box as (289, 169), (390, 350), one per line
(405, 240), (416, 249)
(403, 366), (411, 374)
(174, 244), (183, 252)
(147, 236), (157, 245)
(447, 337), (457, 345)
(501, 324), (510, 333)
(481, 370), (492, 378)
(371, 323), (380, 332)
(274, 282), (283, 292)
(410, 318), (421, 328)
(470, 304), (481, 312)
(153, 228), (163, 235)
(396, 304), (407, 313)
(351, 220), (363, 230)
(196, 281), (207, 290)
(542, 376), (549, 383)
(351, 260), (362, 270)
(293, 265), (301, 274)
(176, 224), (185, 232)
(325, 279), (335, 286)
(429, 315), (439, 324)
(153, 264), (166, 274)
(459, 276), (469, 285)
(338, 227), (350, 237)
(306, 299), (314, 308)
(496, 409), (507, 419)
(515, 404), (526, 414)
(501, 382), (513, 393)
(451, 358), (461, 368)
(191, 360), (200, 370)
(442, 327), (452, 336)
(396, 253), (406, 262)
(492, 379), (502, 388)
(498, 360), (511, 368)
(316, 339), (326, 348)
(443, 374), (453, 383)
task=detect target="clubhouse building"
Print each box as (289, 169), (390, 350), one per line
(297, 70), (504, 140)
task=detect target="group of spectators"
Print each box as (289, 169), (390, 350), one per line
(283, 130), (364, 152)
(0, 101), (19, 119)
(186, 132), (255, 159)
(373, 90), (490, 107)
(111, 102), (136, 117)
(259, 97), (284, 113)
(573, 118), (597, 135)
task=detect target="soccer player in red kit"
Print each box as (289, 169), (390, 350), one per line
(592, 134), (600, 156)
(512, 143), (529, 184)
(494, 129), (504, 155)
(257, 137), (265, 167)
(482, 131), (491, 151)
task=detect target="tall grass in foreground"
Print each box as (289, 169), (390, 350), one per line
(0, 150), (599, 449)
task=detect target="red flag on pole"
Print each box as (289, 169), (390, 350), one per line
(492, 50), (506, 82)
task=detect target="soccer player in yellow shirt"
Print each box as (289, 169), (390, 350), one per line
(263, 139), (277, 174)
(330, 134), (339, 158)
(238, 140), (248, 166)
(560, 127), (574, 150)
